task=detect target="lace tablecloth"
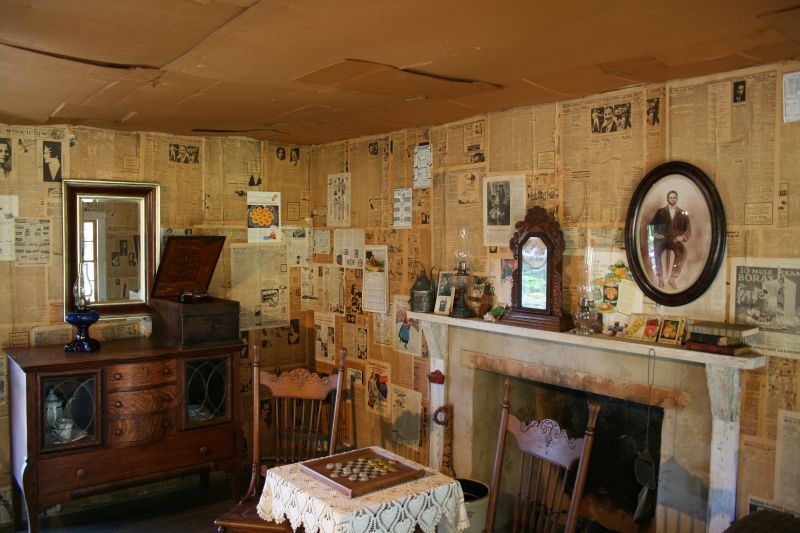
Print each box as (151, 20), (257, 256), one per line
(257, 448), (470, 533)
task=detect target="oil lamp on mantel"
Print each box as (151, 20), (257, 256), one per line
(449, 227), (474, 318)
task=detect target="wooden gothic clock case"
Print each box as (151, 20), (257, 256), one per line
(502, 206), (573, 332)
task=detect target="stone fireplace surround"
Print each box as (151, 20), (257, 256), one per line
(409, 312), (766, 533)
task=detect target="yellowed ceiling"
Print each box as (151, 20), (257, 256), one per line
(1, 0), (799, 145)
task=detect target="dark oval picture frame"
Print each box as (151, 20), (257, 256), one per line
(624, 161), (726, 307)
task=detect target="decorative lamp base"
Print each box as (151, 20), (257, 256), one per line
(64, 308), (101, 353)
(573, 309), (599, 336)
(450, 289), (475, 318)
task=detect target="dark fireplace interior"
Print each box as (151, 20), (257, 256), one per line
(473, 373), (664, 533)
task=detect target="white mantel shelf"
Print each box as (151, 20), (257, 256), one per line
(407, 312), (766, 370)
(411, 310), (760, 533)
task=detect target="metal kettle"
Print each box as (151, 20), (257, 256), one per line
(410, 268), (436, 313)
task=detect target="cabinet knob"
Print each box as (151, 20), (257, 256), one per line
(115, 400), (123, 408)
(144, 367), (151, 376)
(114, 373), (122, 380)
(200, 446), (209, 456)
(115, 428), (123, 436)
(163, 420), (172, 428)
(163, 368), (172, 376)
(75, 468), (86, 478)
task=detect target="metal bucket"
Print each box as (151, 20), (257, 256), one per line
(458, 478), (490, 533)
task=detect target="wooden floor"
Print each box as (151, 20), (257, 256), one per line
(9, 483), (235, 533)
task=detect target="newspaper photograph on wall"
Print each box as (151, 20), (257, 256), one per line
(729, 258), (800, 359)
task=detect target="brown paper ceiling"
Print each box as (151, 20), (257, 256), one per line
(1, 0), (799, 144)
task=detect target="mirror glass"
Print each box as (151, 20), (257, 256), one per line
(520, 236), (548, 310)
(64, 181), (159, 318)
(78, 196), (145, 304)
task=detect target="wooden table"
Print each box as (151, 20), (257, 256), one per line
(257, 447), (469, 533)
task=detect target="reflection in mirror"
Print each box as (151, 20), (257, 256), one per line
(79, 196), (144, 304)
(63, 181), (159, 318)
(521, 236), (548, 310)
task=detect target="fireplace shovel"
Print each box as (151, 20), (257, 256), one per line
(633, 446), (656, 522)
(635, 347), (657, 523)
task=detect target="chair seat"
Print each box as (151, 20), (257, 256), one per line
(213, 497), (295, 532)
(723, 510), (800, 532)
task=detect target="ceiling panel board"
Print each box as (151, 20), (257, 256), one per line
(759, 6), (800, 42)
(526, 66), (632, 100)
(0, 0), (253, 66)
(0, 0), (799, 143)
(448, 80), (563, 112)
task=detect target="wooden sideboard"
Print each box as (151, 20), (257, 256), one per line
(5, 337), (243, 533)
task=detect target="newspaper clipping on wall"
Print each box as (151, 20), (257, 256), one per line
(483, 174), (525, 246)
(559, 88), (645, 226)
(334, 229), (365, 269)
(230, 243), (289, 330)
(314, 312), (336, 364)
(343, 317), (368, 360)
(393, 188), (412, 229)
(729, 258), (800, 359)
(327, 173), (351, 227)
(246, 191), (281, 243)
(0, 196), (19, 261)
(282, 226), (311, 267)
(362, 245), (388, 313)
(775, 409), (800, 509)
(390, 384), (422, 447)
(669, 68), (777, 226)
(366, 359), (392, 419)
(14, 218), (50, 265)
(393, 295), (420, 356)
(413, 144), (432, 189)
(304, 263), (345, 315)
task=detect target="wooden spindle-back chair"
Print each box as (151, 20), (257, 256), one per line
(484, 377), (600, 533)
(215, 345), (346, 532)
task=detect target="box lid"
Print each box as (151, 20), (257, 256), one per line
(151, 236), (225, 298)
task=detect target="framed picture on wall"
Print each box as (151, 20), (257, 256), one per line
(624, 161), (726, 307)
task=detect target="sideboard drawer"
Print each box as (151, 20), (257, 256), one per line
(107, 360), (176, 390)
(106, 386), (177, 417)
(108, 411), (175, 445)
(38, 425), (236, 496)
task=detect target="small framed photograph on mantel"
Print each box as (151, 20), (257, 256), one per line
(657, 317), (686, 345)
(434, 295), (453, 316)
(623, 314), (648, 340)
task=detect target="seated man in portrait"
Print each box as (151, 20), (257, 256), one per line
(649, 190), (691, 289)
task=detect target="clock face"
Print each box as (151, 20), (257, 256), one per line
(521, 236), (548, 310)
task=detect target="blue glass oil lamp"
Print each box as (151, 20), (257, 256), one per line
(64, 273), (100, 352)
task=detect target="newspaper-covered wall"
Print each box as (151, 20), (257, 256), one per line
(1, 59), (800, 523)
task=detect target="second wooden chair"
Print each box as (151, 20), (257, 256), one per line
(484, 377), (600, 533)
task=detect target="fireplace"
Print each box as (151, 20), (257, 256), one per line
(411, 312), (766, 533)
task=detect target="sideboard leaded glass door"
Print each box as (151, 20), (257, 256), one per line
(41, 372), (99, 450)
(183, 356), (230, 428)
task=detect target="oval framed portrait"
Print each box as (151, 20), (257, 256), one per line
(624, 161), (726, 307)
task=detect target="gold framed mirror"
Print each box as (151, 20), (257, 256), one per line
(62, 180), (160, 318)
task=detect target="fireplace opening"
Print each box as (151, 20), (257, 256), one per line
(472, 373), (664, 533)
(534, 383), (664, 531)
